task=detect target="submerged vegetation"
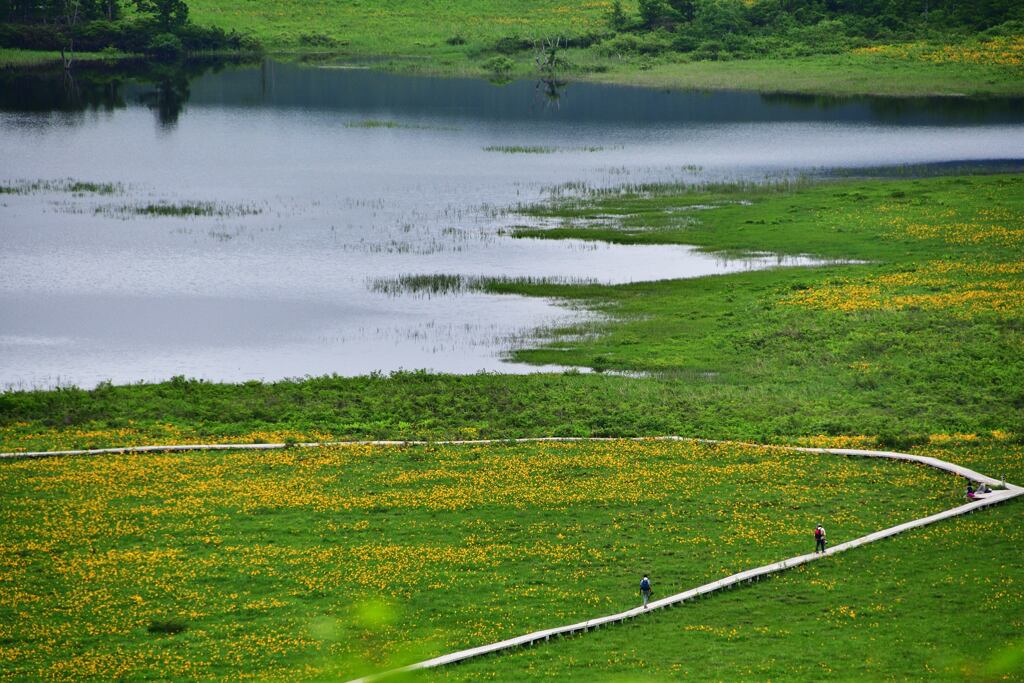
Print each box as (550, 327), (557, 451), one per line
(0, 178), (122, 195)
(369, 273), (598, 298)
(483, 145), (607, 154)
(344, 119), (458, 131)
(98, 201), (263, 218)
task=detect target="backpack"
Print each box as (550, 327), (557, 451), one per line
(640, 578), (650, 591)
(814, 527), (823, 539)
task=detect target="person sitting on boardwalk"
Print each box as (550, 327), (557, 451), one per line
(814, 524), (827, 553)
(640, 575), (652, 609)
(967, 483), (977, 500)
(978, 482), (993, 494)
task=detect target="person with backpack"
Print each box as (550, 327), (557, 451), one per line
(640, 575), (652, 609)
(814, 524), (827, 554)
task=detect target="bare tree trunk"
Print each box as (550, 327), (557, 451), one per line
(61, 39), (75, 71)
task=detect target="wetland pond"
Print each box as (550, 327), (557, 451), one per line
(2, 59), (1023, 388)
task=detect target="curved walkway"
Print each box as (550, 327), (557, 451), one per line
(2, 437), (1021, 682)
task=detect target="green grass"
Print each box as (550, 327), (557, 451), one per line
(426, 489), (1024, 682)
(185, 0), (610, 55)
(0, 439), (975, 680)
(494, 174), (1024, 436)
(576, 50), (1024, 96)
(0, 48), (129, 68)
(3, 2), (1022, 95)
(177, 1), (1024, 96)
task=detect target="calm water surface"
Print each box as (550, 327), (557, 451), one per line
(2, 60), (1023, 388)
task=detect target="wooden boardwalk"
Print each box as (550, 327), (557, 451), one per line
(1, 437), (1020, 682)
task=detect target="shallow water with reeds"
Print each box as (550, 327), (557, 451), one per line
(1, 59), (1022, 388)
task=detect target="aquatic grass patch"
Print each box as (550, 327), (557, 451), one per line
(0, 439), (962, 680)
(368, 273), (598, 297)
(0, 178), (122, 195)
(482, 145), (609, 154)
(96, 201), (263, 218)
(345, 119), (459, 131)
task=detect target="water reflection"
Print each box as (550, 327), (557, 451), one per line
(3, 57), (1024, 126)
(0, 57), (244, 125)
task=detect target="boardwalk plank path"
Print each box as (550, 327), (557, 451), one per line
(1, 436), (1020, 682)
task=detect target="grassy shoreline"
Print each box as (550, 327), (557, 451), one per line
(3, 45), (1023, 97)
(2, 173), (1022, 453)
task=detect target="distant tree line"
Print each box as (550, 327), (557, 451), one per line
(629, 0), (1021, 33)
(482, 0), (1022, 65)
(0, 0), (258, 59)
(597, 0), (1023, 60)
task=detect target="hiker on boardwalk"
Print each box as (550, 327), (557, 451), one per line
(640, 575), (652, 609)
(814, 524), (827, 554)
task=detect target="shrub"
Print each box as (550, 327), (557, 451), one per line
(607, 0), (630, 31)
(298, 32), (339, 48)
(147, 619), (187, 635)
(481, 55), (514, 74)
(597, 31), (672, 56)
(493, 35), (532, 54)
(0, 23), (66, 50)
(147, 32), (183, 59)
(445, 34), (466, 45)
(693, 39), (726, 60)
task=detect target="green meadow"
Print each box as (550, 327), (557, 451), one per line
(0, 439), (989, 680)
(184, 0), (1024, 96)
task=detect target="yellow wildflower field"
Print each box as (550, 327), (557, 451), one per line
(0, 440), (961, 680)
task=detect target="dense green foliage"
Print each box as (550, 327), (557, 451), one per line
(0, 0), (256, 58)
(0, 0), (120, 24)
(599, 0), (1024, 61)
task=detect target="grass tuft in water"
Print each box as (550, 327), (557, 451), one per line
(97, 202), (263, 218)
(0, 178), (122, 195)
(369, 273), (598, 297)
(483, 145), (607, 154)
(345, 119), (459, 131)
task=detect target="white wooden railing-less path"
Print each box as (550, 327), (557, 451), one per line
(2, 437), (1020, 682)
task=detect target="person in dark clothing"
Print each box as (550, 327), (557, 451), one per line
(814, 524), (827, 553)
(640, 575), (652, 608)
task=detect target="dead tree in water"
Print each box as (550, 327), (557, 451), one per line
(532, 36), (568, 110)
(533, 36), (564, 76)
(59, 1), (82, 71)
(61, 39), (75, 71)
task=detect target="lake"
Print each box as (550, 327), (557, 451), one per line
(1, 59), (1023, 389)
